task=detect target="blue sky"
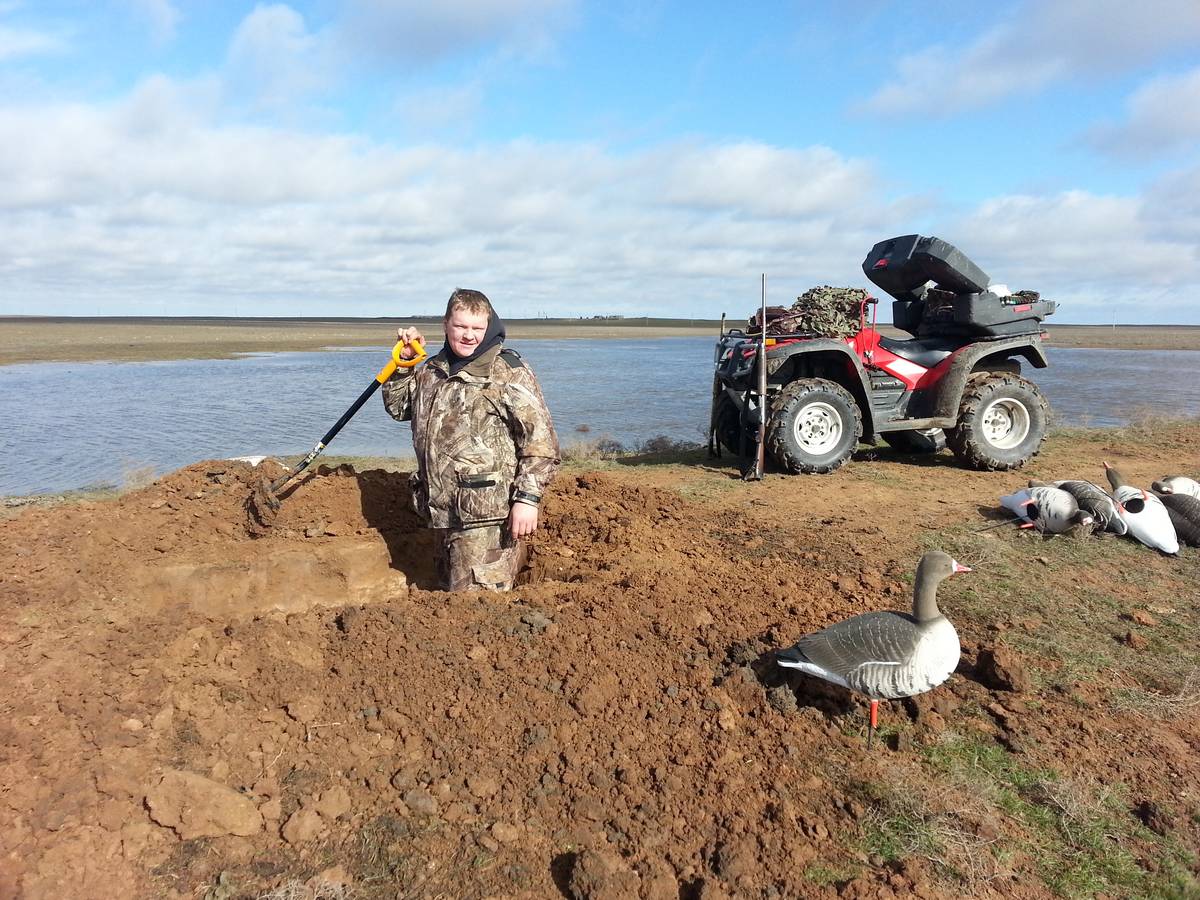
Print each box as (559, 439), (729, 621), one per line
(1, 1), (1199, 322)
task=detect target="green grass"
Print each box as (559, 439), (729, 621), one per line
(803, 862), (859, 886)
(921, 732), (1198, 898)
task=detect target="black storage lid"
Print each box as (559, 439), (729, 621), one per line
(863, 234), (990, 300)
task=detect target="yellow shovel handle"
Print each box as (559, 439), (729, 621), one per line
(376, 338), (427, 383)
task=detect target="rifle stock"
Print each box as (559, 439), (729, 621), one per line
(745, 274), (767, 481)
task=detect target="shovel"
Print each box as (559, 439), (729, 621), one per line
(247, 338), (426, 527)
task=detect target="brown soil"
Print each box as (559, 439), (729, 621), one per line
(2, 428), (1199, 899)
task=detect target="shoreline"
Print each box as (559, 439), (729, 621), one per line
(3, 318), (1199, 366)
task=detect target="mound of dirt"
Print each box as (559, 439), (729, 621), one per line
(2, 434), (1198, 898)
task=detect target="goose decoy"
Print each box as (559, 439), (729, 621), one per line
(1001, 486), (1093, 533)
(775, 550), (970, 749)
(1049, 480), (1126, 534)
(1104, 462), (1179, 555)
(1151, 476), (1200, 499)
(1152, 490), (1200, 547)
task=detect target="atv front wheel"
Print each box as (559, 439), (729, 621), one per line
(767, 379), (863, 474)
(946, 373), (1047, 470)
(713, 394), (745, 456)
(882, 427), (947, 454)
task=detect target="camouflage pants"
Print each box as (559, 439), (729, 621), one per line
(434, 525), (525, 592)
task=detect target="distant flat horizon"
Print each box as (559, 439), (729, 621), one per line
(4, 315), (1199, 329)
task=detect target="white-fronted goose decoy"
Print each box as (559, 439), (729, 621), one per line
(1001, 486), (1093, 533)
(1151, 490), (1200, 547)
(1049, 480), (1126, 534)
(776, 550), (970, 749)
(1104, 462), (1179, 555)
(1151, 476), (1200, 499)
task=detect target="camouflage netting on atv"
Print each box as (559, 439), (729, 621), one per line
(756, 286), (866, 339)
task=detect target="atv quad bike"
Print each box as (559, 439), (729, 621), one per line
(709, 234), (1057, 474)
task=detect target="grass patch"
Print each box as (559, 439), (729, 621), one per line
(1111, 668), (1200, 719)
(803, 862), (859, 886)
(921, 732), (1197, 898)
(850, 775), (1002, 888)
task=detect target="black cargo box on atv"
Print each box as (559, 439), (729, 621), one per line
(864, 234), (1055, 338)
(863, 234), (989, 299)
(918, 289), (1057, 338)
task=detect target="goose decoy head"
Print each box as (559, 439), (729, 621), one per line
(912, 550), (971, 621)
(1151, 476), (1200, 497)
(1103, 461), (1128, 492)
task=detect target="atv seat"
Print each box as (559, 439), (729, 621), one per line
(877, 336), (958, 368)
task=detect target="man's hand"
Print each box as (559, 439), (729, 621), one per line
(508, 502), (539, 539)
(396, 326), (425, 359)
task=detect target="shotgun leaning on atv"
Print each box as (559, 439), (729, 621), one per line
(709, 234), (1058, 475)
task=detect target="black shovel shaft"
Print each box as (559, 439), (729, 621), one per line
(268, 379), (383, 493)
(321, 379), (382, 446)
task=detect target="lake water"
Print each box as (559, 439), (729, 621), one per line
(1, 338), (1197, 496)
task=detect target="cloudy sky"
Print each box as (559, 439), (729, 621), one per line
(1, 1), (1198, 322)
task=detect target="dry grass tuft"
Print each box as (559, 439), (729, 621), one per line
(561, 436), (626, 463)
(1112, 668), (1200, 719)
(121, 462), (159, 490)
(257, 880), (354, 900)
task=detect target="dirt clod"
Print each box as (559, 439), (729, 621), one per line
(568, 848), (640, 900)
(975, 644), (1032, 692)
(145, 771), (263, 840)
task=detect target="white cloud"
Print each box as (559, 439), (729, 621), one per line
(331, 0), (577, 67)
(127, 0), (180, 45)
(0, 22), (65, 61)
(0, 76), (1197, 322)
(862, 0), (1200, 116)
(1086, 66), (1200, 158)
(224, 4), (328, 111)
(948, 188), (1199, 318)
(394, 81), (485, 135)
(1143, 163), (1200, 246)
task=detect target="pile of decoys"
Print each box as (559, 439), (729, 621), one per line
(999, 465), (1200, 555)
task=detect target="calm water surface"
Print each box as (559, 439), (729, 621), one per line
(1, 339), (1196, 496)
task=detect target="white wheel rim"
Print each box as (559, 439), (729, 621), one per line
(980, 397), (1030, 449)
(793, 401), (843, 454)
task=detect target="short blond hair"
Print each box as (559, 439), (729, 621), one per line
(444, 288), (494, 322)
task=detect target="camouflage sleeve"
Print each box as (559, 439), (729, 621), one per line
(503, 365), (560, 499)
(381, 368), (416, 422)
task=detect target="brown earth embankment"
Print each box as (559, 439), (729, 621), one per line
(1, 426), (1198, 898)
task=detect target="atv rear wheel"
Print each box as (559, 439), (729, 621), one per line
(946, 372), (1047, 470)
(882, 427), (947, 454)
(767, 378), (863, 474)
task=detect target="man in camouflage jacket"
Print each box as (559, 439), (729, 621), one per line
(382, 289), (560, 591)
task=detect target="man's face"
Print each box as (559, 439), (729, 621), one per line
(444, 307), (490, 357)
